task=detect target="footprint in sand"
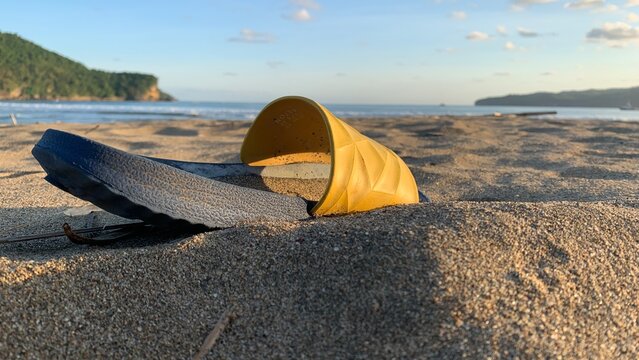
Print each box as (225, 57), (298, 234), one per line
(1, 171), (42, 179)
(154, 127), (199, 137)
(560, 166), (637, 181)
(127, 141), (160, 150)
(521, 127), (568, 135)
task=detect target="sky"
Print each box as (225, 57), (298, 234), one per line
(1, 0), (639, 104)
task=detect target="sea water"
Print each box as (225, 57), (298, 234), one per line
(1, 100), (639, 124)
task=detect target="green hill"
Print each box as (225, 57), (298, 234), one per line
(0, 32), (173, 101)
(475, 86), (639, 108)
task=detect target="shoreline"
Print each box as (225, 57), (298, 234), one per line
(4, 101), (639, 124)
(4, 115), (639, 128)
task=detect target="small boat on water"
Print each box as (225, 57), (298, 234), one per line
(620, 102), (638, 111)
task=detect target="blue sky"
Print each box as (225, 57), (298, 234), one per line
(1, 0), (638, 104)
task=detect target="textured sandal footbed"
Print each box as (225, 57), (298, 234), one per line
(146, 157), (331, 180)
(32, 129), (311, 229)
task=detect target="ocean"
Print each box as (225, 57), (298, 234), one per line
(1, 100), (639, 124)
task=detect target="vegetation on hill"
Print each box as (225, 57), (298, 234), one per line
(0, 32), (173, 101)
(476, 87), (639, 108)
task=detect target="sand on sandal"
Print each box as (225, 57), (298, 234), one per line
(1, 116), (639, 358)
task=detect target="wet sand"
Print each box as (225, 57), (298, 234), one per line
(1, 116), (639, 358)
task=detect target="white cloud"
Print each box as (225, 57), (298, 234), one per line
(587, 21), (639, 39)
(497, 25), (508, 36)
(504, 41), (525, 51)
(629, 12), (639, 21)
(291, 0), (320, 10)
(566, 0), (619, 12)
(466, 31), (490, 40)
(451, 11), (467, 20)
(517, 27), (540, 37)
(627, 0), (639, 7)
(592, 4), (619, 12)
(228, 29), (275, 43)
(286, 0), (319, 22)
(288, 8), (312, 21)
(512, 0), (557, 6)
(511, 0), (557, 11)
(564, 0), (605, 9)
(586, 21), (639, 47)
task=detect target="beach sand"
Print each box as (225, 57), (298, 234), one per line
(1, 116), (639, 358)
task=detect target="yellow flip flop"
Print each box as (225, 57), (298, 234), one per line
(241, 96), (420, 216)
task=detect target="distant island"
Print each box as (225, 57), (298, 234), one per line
(475, 86), (639, 108)
(0, 33), (173, 101)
